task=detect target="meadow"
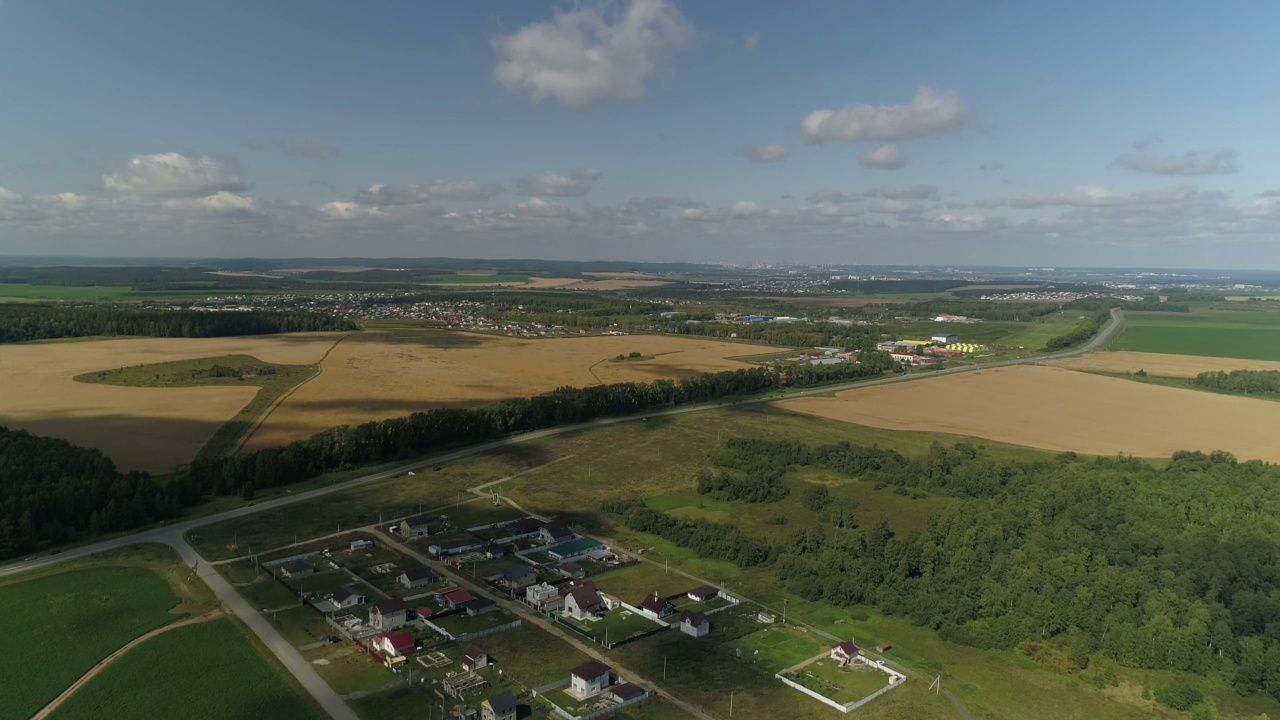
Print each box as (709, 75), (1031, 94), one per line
(1112, 308), (1280, 360)
(0, 283), (135, 301)
(0, 544), (209, 720)
(46, 618), (325, 720)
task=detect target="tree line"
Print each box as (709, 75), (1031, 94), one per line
(604, 439), (1280, 704)
(0, 305), (356, 343)
(1191, 370), (1280, 397)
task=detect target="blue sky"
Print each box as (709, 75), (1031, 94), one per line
(3, 0), (1280, 267)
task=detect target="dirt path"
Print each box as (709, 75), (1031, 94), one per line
(31, 609), (225, 720)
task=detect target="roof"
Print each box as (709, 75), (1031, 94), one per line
(280, 559), (312, 573)
(464, 597), (496, 611)
(332, 586), (360, 603)
(403, 514), (431, 528)
(548, 537), (603, 556)
(542, 520), (573, 539)
(610, 683), (646, 701)
(463, 646), (486, 662)
(639, 593), (671, 613)
(681, 611), (707, 627)
(485, 690), (517, 714)
(441, 588), (476, 606)
(486, 543), (506, 555)
(555, 561), (584, 574)
(377, 631), (416, 652)
(834, 641), (861, 656)
(568, 586), (602, 610)
(510, 539), (536, 552)
(571, 659), (612, 681)
(687, 584), (719, 600)
(415, 606), (435, 618)
(402, 567), (435, 582)
(503, 565), (536, 580)
(372, 598), (407, 615)
(508, 517), (544, 534)
(569, 579), (597, 592)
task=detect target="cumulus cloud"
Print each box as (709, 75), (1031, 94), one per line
(163, 191), (256, 213)
(681, 200), (785, 221)
(102, 152), (245, 197)
(490, 0), (697, 110)
(357, 181), (503, 205)
(516, 197), (573, 218)
(518, 171), (598, 196)
(807, 190), (863, 205)
(864, 185), (938, 200)
(800, 87), (974, 144)
(869, 199), (923, 215)
(1113, 143), (1238, 176)
(318, 201), (380, 220)
(926, 213), (998, 232)
(1010, 184), (1198, 209)
(858, 144), (908, 170)
(742, 32), (760, 53)
(289, 139), (339, 160)
(0, 187), (21, 202)
(40, 192), (90, 212)
(739, 143), (788, 163)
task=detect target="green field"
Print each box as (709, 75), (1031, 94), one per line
(75, 354), (317, 459)
(995, 313), (1083, 350)
(728, 625), (825, 673)
(1113, 310), (1280, 360)
(0, 564), (183, 720)
(424, 273), (530, 284)
(783, 658), (890, 704)
(0, 283), (136, 301)
(47, 618), (325, 720)
(564, 607), (664, 646)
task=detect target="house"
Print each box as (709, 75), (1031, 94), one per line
(440, 588), (477, 609)
(550, 561), (586, 579)
(506, 517), (544, 538)
(607, 683), (648, 704)
(349, 539), (373, 551)
(400, 515), (432, 539)
(485, 544), (507, 559)
(525, 583), (564, 611)
(637, 592), (675, 620)
(501, 565), (537, 589)
(277, 559), (314, 578)
(370, 598), (409, 630)
(547, 538), (603, 561)
(686, 585), (720, 603)
(429, 537), (485, 557)
(397, 567), (437, 589)
(931, 333), (958, 345)
(831, 641), (862, 666)
(331, 585), (366, 610)
(569, 660), (614, 699)
(414, 605), (436, 620)
(371, 631), (416, 658)
(509, 539), (537, 553)
(481, 690), (517, 720)
(679, 611), (709, 638)
(564, 584), (603, 620)
(539, 521), (574, 545)
(462, 646), (488, 672)
(463, 597), (498, 616)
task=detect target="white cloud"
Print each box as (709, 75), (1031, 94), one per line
(0, 187), (21, 202)
(1010, 184), (1198, 209)
(518, 171), (597, 196)
(103, 152), (245, 197)
(357, 181), (503, 205)
(490, 0), (696, 110)
(39, 192), (90, 212)
(516, 197), (573, 218)
(800, 87), (974, 144)
(681, 200), (785, 221)
(869, 198), (922, 214)
(864, 185), (938, 200)
(318, 201), (379, 220)
(163, 191), (256, 213)
(742, 32), (760, 53)
(927, 213), (998, 232)
(1113, 145), (1238, 176)
(740, 143), (788, 163)
(858, 144), (908, 170)
(289, 139), (339, 160)
(807, 190), (864, 205)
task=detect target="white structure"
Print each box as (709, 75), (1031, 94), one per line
(569, 660), (613, 700)
(679, 612), (709, 638)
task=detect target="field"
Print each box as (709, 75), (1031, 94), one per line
(0, 283), (135, 301)
(46, 618), (325, 720)
(776, 364), (1280, 462)
(241, 329), (784, 450)
(1052, 350), (1280, 377)
(0, 333), (344, 472)
(1112, 309), (1280, 360)
(0, 544), (213, 720)
(783, 658), (891, 704)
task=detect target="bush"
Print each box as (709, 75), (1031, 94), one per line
(1154, 682), (1205, 711)
(801, 484), (831, 511)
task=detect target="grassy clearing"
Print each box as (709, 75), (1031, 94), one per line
(432, 609), (518, 636)
(592, 563), (699, 603)
(48, 617), (325, 720)
(304, 641), (394, 695)
(0, 545), (209, 720)
(996, 313), (1081, 350)
(75, 354), (316, 459)
(478, 622), (590, 687)
(727, 624), (825, 673)
(1113, 309), (1280, 360)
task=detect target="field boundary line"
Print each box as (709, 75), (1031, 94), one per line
(228, 332), (355, 456)
(30, 608), (225, 720)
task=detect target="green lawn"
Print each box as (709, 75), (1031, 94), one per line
(728, 625), (825, 673)
(48, 618), (325, 720)
(477, 622), (590, 687)
(784, 658), (891, 704)
(592, 563), (697, 603)
(1113, 310), (1280, 360)
(562, 607), (664, 646)
(75, 354), (317, 459)
(432, 609), (517, 637)
(0, 565), (183, 720)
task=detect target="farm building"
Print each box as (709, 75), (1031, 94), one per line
(686, 585), (720, 602)
(607, 683), (649, 704)
(440, 588), (477, 609)
(539, 521), (574, 544)
(400, 515), (432, 538)
(485, 543), (507, 559)
(569, 660), (615, 700)
(463, 597), (498, 616)
(429, 536), (485, 557)
(931, 333), (958, 345)
(481, 690), (517, 720)
(370, 598), (409, 630)
(505, 517), (544, 538)
(547, 537), (603, 561)
(331, 586), (366, 609)
(550, 561), (586, 579)
(397, 567), (437, 589)
(680, 611), (709, 638)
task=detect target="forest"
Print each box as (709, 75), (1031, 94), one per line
(604, 439), (1280, 704)
(1191, 369), (1280, 397)
(0, 305), (356, 342)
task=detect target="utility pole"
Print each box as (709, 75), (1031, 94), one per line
(730, 691), (734, 716)
(783, 599), (788, 625)
(663, 656), (667, 680)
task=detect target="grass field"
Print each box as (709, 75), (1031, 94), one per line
(1113, 309), (1280, 360)
(0, 283), (135, 301)
(783, 658), (890, 704)
(0, 544), (211, 720)
(47, 618), (325, 720)
(592, 562), (700, 602)
(0, 333), (344, 472)
(996, 313), (1082, 350)
(728, 625), (825, 673)
(563, 607), (663, 646)
(75, 354), (317, 459)
(423, 273), (530, 284)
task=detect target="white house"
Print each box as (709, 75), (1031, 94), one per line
(831, 641), (861, 666)
(569, 660), (614, 700)
(526, 582), (563, 611)
(331, 585), (366, 609)
(679, 611), (709, 638)
(370, 598), (409, 630)
(564, 584), (603, 620)
(371, 631), (416, 658)
(397, 567), (437, 589)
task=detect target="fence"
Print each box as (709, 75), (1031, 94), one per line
(421, 615), (522, 642)
(351, 636), (386, 666)
(775, 659), (906, 714)
(775, 674), (850, 713)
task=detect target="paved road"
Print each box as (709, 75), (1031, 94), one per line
(0, 308), (1124, 719)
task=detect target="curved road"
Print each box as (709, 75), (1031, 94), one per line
(0, 309), (1123, 719)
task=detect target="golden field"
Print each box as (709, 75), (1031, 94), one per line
(0, 334), (346, 472)
(241, 330), (780, 450)
(1049, 350), (1280, 377)
(776, 364), (1280, 462)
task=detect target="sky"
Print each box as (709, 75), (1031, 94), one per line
(3, 1), (1280, 267)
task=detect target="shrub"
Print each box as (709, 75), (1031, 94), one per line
(1154, 682), (1204, 711)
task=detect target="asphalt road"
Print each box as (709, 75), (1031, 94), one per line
(0, 308), (1124, 719)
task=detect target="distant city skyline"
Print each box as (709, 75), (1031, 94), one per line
(3, 1), (1280, 268)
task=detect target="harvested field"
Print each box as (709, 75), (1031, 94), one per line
(776, 364), (1280, 461)
(0, 334), (346, 472)
(243, 330), (782, 450)
(759, 296), (899, 307)
(582, 271), (667, 280)
(1049, 351), (1280, 377)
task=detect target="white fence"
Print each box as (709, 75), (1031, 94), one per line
(776, 658), (906, 714)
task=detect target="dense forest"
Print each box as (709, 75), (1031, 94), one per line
(605, 439), (1280, 704)
(1191, 369), (1280, 397)
(0, 427), (188, 557)
(0, 305), (356, 343)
